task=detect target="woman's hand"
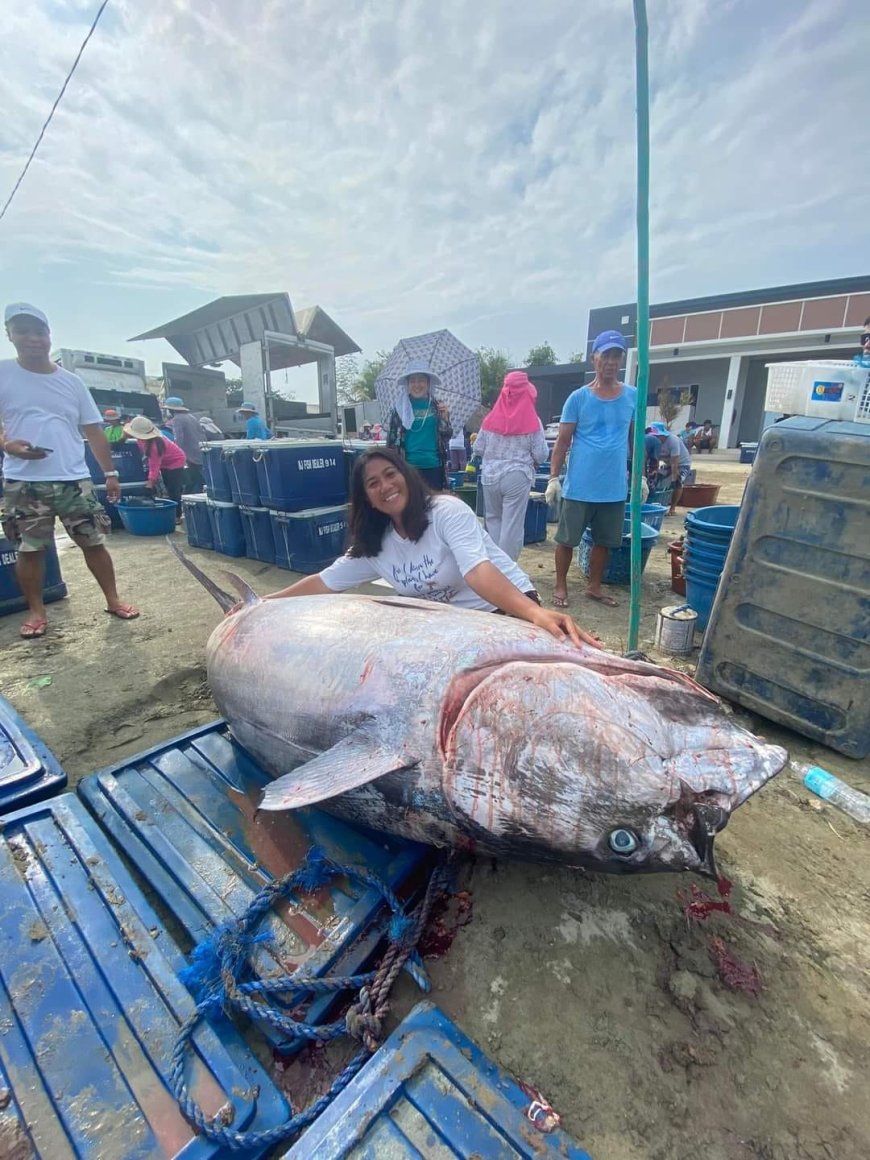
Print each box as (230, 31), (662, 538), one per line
(531, 606), (602, 649)
(435, 402), (449, 419)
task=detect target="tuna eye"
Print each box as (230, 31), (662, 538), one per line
(608, 828), (638, 855)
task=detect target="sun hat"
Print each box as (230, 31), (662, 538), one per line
(396, 358), (443, 391)
(591, 330), (627, 355)
(646, 421), (670, 436)
(4, 303), (49, 327)
(164, 396), (189, 411)
(103, 408), (121, 421)
(123, 415), (162, 440)
(238, 401), (258, 412)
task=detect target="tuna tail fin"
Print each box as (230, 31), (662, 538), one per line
(220, 571), (259, 606)
(167, 539), (239, 614)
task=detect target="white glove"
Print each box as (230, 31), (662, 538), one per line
(545, 477), (562, 505)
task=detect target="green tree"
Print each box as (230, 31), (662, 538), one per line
(524, 342), (558, 366)
(568, 351), (586, 364)
(476, 346), (512, 409)
(336, 351), (390, 404)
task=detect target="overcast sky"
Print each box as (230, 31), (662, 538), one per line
(1, 0), (868, 399)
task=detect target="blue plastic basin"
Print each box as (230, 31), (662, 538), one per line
(684, 566), (722, 631)
(116, 499), (177, 536)
(576, 519), (659, 585)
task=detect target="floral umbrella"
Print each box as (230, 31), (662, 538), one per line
(375, 330), (481, 430)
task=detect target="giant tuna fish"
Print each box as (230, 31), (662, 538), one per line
(174, 549), (787, 877)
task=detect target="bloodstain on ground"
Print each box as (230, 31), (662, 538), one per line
(680, 881), (733, 922)
(418, 889), (473, 959)
(709, 936), (762, 996)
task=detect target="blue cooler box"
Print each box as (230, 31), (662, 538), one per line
(0, 537), (66, 617)
(207, 499), (246, 557)
(271, 505), (349, 573)
(239, 505), (276, 563)
(181, 494), (214, 549)
(85, 441), (146, 485)
(255, 440), (347, 512)
(201, 441), (234, 502)
(223, 443), (261, 507)
(0, 694), (67, 814)
(524, 493), (547, 543)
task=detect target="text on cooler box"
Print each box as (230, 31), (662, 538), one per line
(299, 457), (337, 470)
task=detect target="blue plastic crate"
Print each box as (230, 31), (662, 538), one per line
(283, 1001), (593, 1159)
(78, 720), (428, 1043)
(0, 693), (66, 814)
(0, 793), (289, 1158)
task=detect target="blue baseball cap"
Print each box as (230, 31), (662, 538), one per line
(591, 330), (627, 355)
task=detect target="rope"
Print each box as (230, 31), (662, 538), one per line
(169, 846), (449, 1151)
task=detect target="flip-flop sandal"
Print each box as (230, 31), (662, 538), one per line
(105, 604), (140, 620)
(552, 595), (570, 609)
(20, 618), (48, 639)
(585, 591), (619, 608)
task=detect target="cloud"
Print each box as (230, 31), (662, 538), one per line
(0, 0), (867, 377)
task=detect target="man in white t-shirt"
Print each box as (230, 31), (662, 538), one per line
(0, 303), (139, 638)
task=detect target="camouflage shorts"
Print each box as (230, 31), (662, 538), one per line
(1, 479), (110, 552)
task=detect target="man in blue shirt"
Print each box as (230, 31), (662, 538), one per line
(238, 402), (272, 441)
(545, 331), (635, 608)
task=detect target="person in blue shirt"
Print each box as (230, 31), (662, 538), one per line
(238, 402), (272, 441)
(545, 331), (635, 608)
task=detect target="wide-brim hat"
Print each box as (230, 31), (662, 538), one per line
(396, 358), (442, 392)
(124, 415), (162, 440)
(164, 396), (189, 411)
(647, 421), (669, 436)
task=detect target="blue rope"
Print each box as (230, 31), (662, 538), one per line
(169, 846), (448, 1151)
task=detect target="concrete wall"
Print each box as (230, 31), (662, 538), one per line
(648, 357), (730, 428)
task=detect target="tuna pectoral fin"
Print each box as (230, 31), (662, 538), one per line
(258, 729), (417, 812)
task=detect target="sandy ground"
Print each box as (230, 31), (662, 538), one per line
(1, 457), (868, 1160)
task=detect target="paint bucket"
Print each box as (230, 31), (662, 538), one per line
(655, 604), (697, 655)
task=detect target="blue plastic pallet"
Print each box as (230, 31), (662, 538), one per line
(0, 693), (67, 814)
(283, 1002), (593, 1159)
(0, 794), (289, 1158)
(78, 721), (428, 1039)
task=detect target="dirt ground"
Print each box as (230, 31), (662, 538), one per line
(1, 456), (868, 1160)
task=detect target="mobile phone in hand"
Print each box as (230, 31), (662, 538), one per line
(32, 446), (53, 454)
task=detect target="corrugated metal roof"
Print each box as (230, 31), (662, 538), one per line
(295, 305), (361, 357)
(129, 294), (291, 341)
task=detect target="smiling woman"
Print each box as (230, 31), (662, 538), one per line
(258, 447), (599, 647)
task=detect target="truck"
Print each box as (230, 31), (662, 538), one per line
(52, 348), (161, 423)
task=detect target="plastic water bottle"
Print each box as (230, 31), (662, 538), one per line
(803, 766), (870, 824)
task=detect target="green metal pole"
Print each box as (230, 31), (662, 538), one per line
(628, 0), (651, 653)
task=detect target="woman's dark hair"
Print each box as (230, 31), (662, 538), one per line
(153, 436), (165, 456)
(347, 447), (433, 557)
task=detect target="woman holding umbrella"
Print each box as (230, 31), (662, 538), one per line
(386, 359), (452, 490)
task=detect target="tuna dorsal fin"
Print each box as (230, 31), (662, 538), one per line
(167, 539), (237, 614)
(220, 571), (259, 606)
(258, 726), (417, 812)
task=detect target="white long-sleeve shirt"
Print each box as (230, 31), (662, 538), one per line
(473, 426), (549, 486)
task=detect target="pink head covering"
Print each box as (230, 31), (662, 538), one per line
(481, 370), (542, 436)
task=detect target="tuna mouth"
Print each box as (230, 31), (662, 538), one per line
(689, 802), (728, 879)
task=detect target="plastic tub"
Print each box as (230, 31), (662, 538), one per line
(524, 494), (547, 544)
(626, 502), (669, 533)
(447, 471), (466, 490)
(678, 483), (722, 508)
(739, 443), (758, 464)
(271, 505), (349, 573)
(0, 537), (67, 617)
(95, 482), (150, 529)
(576, 520), (659, 586)
(685, 505), (741, 537)
(683, 537), (730, 568)
(239, 505), (276, 564)
(206, 500), (246, 557)
(181, 494), (214, 549)
(201, 441), (234, 502)
(116, 498), (177, 536)
(453, 484), (477, 510)
(254, 440), (346, 513)
(223, 443), (261, 507)
(684, 566), (721, 632)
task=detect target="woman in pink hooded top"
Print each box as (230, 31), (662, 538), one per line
(473, 370), (548, 561)
(123, 415), (187, 523)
